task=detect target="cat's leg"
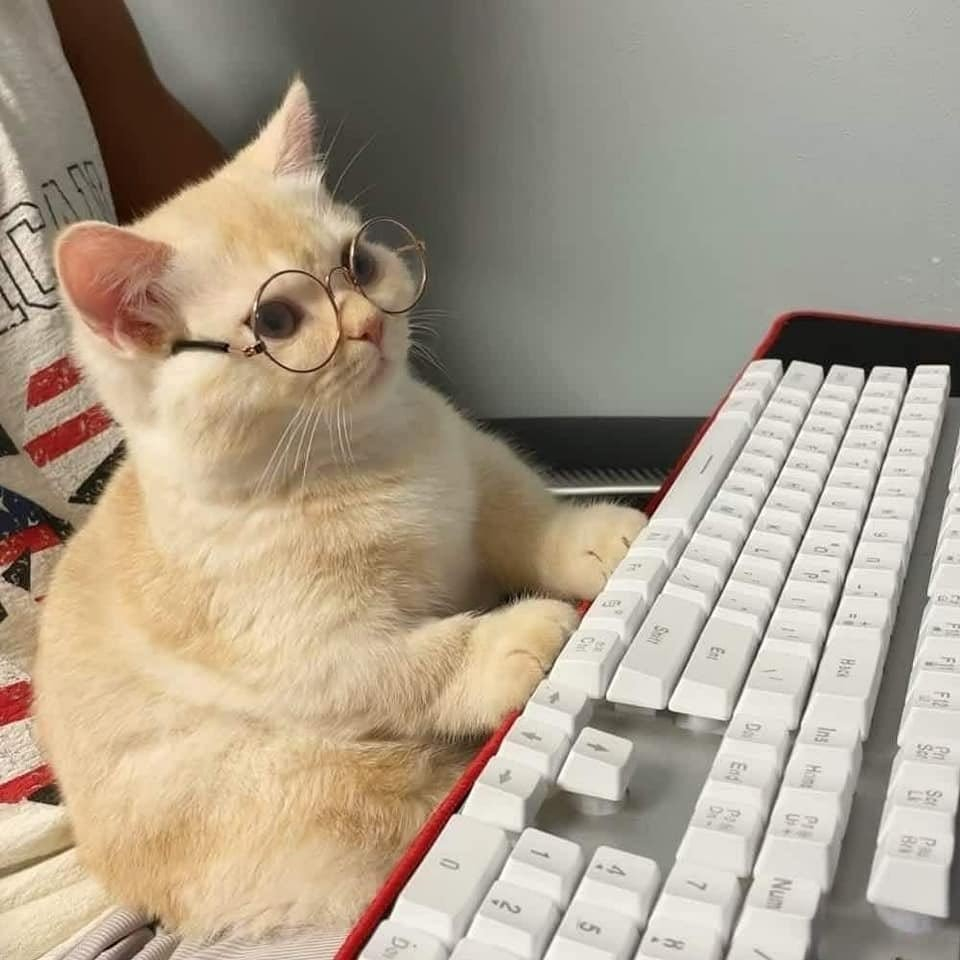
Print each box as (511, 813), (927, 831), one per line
(467, 426), (647, 600)
(317, 599), (579, 738)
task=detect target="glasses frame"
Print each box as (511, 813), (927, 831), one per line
(170, 217), (427, 373)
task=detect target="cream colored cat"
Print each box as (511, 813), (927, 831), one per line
(33, 80), (646, 938)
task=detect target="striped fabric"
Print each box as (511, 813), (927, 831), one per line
(57, 910), (346, 960)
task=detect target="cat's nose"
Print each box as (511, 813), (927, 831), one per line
(347, 312), (384, 348)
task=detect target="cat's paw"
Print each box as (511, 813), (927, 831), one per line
(544, 504), (648, 599)
(470, 598), (580, 723)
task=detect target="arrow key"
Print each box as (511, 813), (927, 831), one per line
(557, 726), (638, 802)
(498, 716), (571, 781)
(461, 756), (548, 834)
(523, 679), (594, 738)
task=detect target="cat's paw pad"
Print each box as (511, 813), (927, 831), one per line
(473, 598), (580, 718)
(550, 504), (648, 599)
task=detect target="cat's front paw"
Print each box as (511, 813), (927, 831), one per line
(545, 503), (648, 599)
(470, 598), (580, 723)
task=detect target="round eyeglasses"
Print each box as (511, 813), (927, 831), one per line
(170, 217), (427, 373)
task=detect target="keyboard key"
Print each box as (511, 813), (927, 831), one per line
(737, 647), (813, 729)
(879, 775), (960, 842)
(701, 750), (779, 812)
(805, 632), (886, 738)
(796, 719), (863, 780)
(730, 553), (787, 592)
(544, 902), (639, 960)
(557, 727), (637, 801)
(764, 606), (828, 651)
(551, 629), (624, 699)
(833, 595), (892, 636)
(742, 530), (795, 570)
(799, 528), (853, 564)
(546, 903), (640, 960)
(360, 921), (448, 960)
(852, 540), (904, 576)
(793, 429), (838, 458)
(852, 568), (901, 601)
(523, 680), (592, 738)
(683, 533), (737, 572)
(669, 617), (759, 720)
(606, 594), (705, 709)
(393, 815), (511, 946)
(628, 522), (685, 567)
(714, 582), (774, 635)
(789, 555), (845, 590)
(461, 756), (548, 834)
(782, 743), (855, 801)
(501, 828), (585, 908)
(696, 511), (748, 551)
(737, 874), (820, 947)
(817, 484), (869, 517)
(663, 561), (722, 612)
(867, 829), (954, 918)
(636, 919), (722, 960)
(726, 930), (808, 960)
(718, 392), (765, 426)
(498, 717), (571, 781)
(824, 362), (864, 393)
(653, 418), (751, 536)
(809, 505), (860, 537)
(753, 507), (805, 543)
(468, 880), (560, 959)
(606, 555), (668, 604)
(449, 942), (516, 960)
(581, 592), (647, 642)
(899, 688), (960, 750)
(575, 846), (660, 926)
(676, 797), (764, 876)
(755, 792), (843, 890)
(781, 360), (824, 398)
(655, 862), (741, 942)
(724, 715), (790, 770)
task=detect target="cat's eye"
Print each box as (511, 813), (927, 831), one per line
(344, 241), (379, 287)
(254, 298), (303, 341)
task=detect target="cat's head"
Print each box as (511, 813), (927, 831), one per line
(55, 80), (421, 497)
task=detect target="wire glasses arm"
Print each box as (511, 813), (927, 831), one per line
(170, 339), (265, 358)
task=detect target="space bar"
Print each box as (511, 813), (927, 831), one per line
(654, 417), (750, 536)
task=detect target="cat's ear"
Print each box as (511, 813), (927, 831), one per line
(245, 77), (318, 177)
(55, 222), (177, 353)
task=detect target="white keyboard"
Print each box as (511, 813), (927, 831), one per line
(359, 360), (960, 960)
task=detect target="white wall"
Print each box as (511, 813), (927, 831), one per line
(128, 0), (960, 417)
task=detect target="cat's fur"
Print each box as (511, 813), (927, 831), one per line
(33, 80), (646, 937)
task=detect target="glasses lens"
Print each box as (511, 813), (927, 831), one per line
(253, 271), (340, 372)
(351, 218), (426, 314)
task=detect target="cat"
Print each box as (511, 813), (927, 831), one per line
(33, 79), (646, 938)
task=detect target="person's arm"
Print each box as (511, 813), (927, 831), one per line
(49, 0), (227, 223)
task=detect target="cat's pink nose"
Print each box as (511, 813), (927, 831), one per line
(349, 313), (384, 348)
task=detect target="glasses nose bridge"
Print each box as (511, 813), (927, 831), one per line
(324, 263), (357, 295)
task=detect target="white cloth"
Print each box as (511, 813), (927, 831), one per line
(0, 6), (121, 959)
(0, 0), (122, 673)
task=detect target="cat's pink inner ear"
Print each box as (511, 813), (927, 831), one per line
(56, 223), (173, 350)
(274, 78), (317, 176)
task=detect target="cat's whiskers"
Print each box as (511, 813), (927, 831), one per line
(343, 408), (357, 466)
(254, 397), (309, 497)
(345, 183), (375, 209)
(292, 394), (318, 476)
(329, 134), (376, 205)
(301, 398), (324, 492)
